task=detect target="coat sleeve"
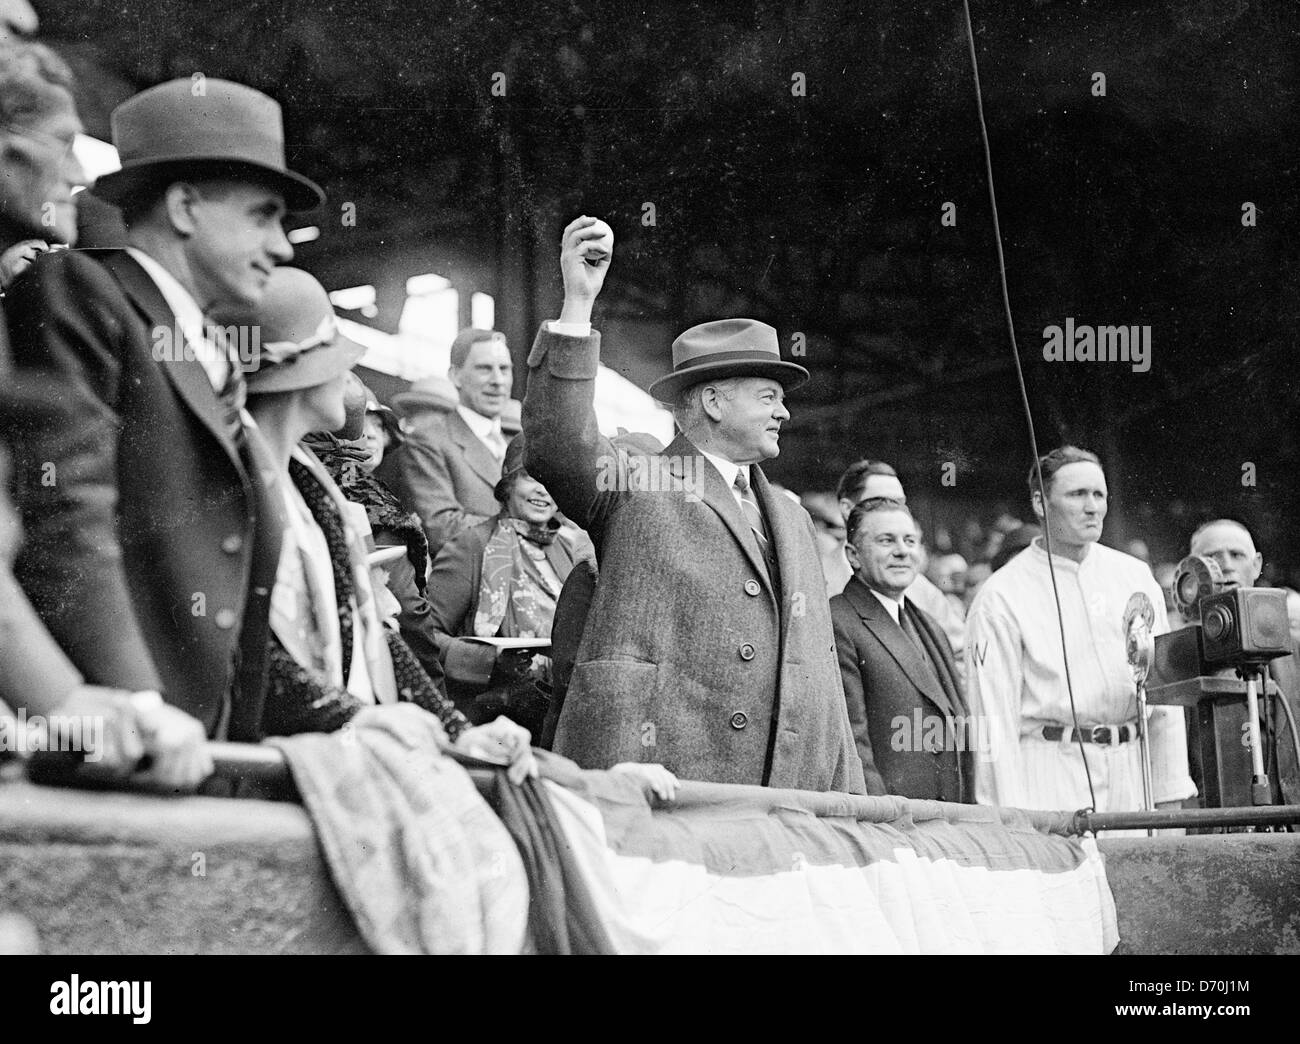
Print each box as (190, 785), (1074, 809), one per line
(964, 593), (1027, 807)
(521, 324), (621, 536)
(5, 256), (163, 694)
(381, 552), (450, 694)
(832, 606), (888, 795)
(424, 528), (497, 688)
(0, 481), (83, 710)
(395, 436), (492, 556)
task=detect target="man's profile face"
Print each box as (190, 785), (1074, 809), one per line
(846, 507), (918, 598)
(452, 338), (512, 419)
(184, 180), (292, 311)
(1036, 461), (1107, 549)
(1189, 522), (1262, 588)
(0, 87), (85, 245)
(714, 376), (789, 463)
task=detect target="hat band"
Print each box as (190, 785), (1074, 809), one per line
(672, 347), (786, 372)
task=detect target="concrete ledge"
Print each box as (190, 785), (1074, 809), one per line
(4, 775), (1298, 954)
(0, 779), (365, 954)
(1099, 833), (1300, 955)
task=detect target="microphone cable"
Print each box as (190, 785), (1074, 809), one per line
(961, 0), (1098, 813)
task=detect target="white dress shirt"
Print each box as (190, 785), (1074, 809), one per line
(868, 585), (907, 625)
(126, 247), (229, 391)
(456, 403), (507, 459)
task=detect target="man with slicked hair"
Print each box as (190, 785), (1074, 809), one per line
(389, 327), (513, 556)
(964, 446), (1195, 813)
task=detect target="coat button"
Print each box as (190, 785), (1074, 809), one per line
(744, 579), (761, 596)
(730, 712), (748, 730)
(214, 609), (238, 630)
(739, 643), (755, 661)
(221, 534), (243, 554)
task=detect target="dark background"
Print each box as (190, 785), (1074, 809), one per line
(32, 0), (1300, 578)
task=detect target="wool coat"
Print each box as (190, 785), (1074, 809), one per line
(522, 325), (864, 793)
(831, 576), (973, 801)
(4, 249), (281, 739)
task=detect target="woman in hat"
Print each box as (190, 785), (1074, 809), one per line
(242, 267), (534, 780)
(425, 434), (587, 738)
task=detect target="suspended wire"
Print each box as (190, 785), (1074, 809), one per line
(960, 0), (1098, 813)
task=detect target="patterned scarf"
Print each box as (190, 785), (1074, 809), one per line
(262, 455), (469, 739)
(304, 431), (430, 591)
(474, 516), (565, 639)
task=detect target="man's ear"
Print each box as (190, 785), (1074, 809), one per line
(699, 385), (725, 423)
(1030, 490), (1044, 522)
(163, 183), (201, 237)
(837, 497), (854, 522)
(845, 540), (860, 570)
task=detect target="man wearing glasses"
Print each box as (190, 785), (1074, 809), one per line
(6, 73), (323, 773)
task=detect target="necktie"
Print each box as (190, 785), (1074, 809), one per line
(733, 470), (769, 555)
(207, 323), (247, 448)
(486, 425), (508, 461)
(898, 601), (935, 674)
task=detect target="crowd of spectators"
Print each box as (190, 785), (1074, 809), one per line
(2, 46), (1297, 826)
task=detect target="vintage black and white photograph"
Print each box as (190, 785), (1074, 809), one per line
(0, 0), (1296, 977)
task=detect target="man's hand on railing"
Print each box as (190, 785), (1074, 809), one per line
(51, 687), (212, 791)
(610, 762), (679, 802)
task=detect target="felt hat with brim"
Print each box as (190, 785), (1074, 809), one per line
(392, 375), (459, 415)
(242, 268), (365, 394)
(648, 318), (809, 404)
(91, 78), (324, 213)
(365, 393), (404, 445)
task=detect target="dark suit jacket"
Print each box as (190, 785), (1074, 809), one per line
(425, 515), (580, 703)
(386, 407), (502, 557)
(4, 249), (281, 738)
(831, 576), (973, 801)
(522, 325), (864, 794)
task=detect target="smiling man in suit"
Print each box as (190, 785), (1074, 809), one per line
(391, 328), (513, 557)
(522, 216), (864, 793)
(831, 498), (972, 801)
(6, 77), (322, 746)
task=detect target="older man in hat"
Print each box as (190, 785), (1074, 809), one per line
(387, 328), (515, 557)
(6, 77), (320, 747)
(522, 216), (864, 793)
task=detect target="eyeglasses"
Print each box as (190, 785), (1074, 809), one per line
(1, 123), (78, 160)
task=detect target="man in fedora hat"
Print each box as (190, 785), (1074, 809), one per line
(0, 41), (211, 787)
(522, 216), (864, 793)
(386, 327), (513, 557)
(6, 76), (321, 745)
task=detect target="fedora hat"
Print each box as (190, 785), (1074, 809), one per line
(241, 268), (365, 394)
(92, 78), (324, 212)
(392, 374), (459, 415)
(647, 318), (809, 404)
